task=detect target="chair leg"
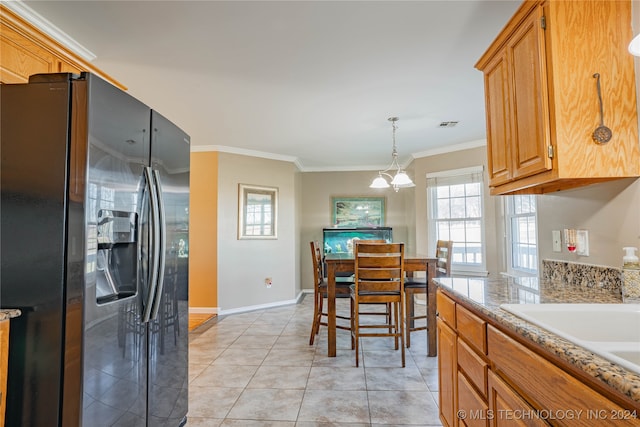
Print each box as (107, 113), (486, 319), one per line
(309, 291), (322, 345)
(393, 301), (399, 350)
(399, 300), (405, 367)
(405, 290), (414, 348)
(350, 297), (356, 349)
(352, 297), (360, 367)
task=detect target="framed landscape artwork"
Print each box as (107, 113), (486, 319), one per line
(331, 196), (385, 227)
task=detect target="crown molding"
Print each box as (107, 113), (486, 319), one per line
(412, 139), (486, 159)
(2, 0), (96, 62)
(192, 145), (304, 170)
(191, 141), (482, 173)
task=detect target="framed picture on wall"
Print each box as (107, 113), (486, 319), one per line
(331, 196), (385, 227)
(238, 184), (278, 239)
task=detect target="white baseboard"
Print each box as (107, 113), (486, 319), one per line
(216, 291), (307, 316)
(189, 307), (219, 314)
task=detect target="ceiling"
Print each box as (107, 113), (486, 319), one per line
(22, 0), (521, 171)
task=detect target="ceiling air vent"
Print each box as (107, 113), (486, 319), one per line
(439, 121), (459, 128)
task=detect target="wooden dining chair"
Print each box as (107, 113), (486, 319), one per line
(404, 239), (452, 347)
(309, 241), (353, 345)
(351, 242), (405, 367)
(354, 240), (392, 323)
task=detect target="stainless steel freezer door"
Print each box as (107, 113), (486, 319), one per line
(82, 75), (153, 427)
(147, 110), (190, 425)
(1, 76), (75, 427)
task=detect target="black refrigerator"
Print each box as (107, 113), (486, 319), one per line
(1, 73), (190, 426)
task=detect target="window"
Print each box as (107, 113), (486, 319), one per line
(506, 194), (538, 275)
(427, 167), (485, 275)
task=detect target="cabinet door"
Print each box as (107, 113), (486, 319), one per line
(438, 317), (458, 427)
(487, 370), (548, 427)
(0, 24), (57, 83)
(483, 49), (512, 187)
(506, 5), (552, 180)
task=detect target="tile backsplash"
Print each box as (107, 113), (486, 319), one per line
(542, 259), (621, 294)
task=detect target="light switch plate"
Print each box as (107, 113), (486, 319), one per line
(552, 230), (562, 252)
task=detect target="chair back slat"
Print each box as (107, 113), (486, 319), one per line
(357, 279), (403, 293)
(357, 268), (402, 280)
(356, 256), (403, 269)
(435, 239), (453, 277)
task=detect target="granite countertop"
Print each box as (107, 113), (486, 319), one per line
(0, 309), (21, 321)
(433, 275), (640, 406)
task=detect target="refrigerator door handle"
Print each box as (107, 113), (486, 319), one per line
(149, 169), (166, 321)
(142, 166), (161, 323)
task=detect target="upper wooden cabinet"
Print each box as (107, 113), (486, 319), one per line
(0, 4), (124, 89)
(476, 0), (639, 195)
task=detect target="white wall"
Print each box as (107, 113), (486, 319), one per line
(299, 170), (411, 291)
(217, 152), (300, 311)
(537, 178), (640, 268)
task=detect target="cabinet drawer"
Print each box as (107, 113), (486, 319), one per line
(487, 370), (548, 427)
(457, 337), (488, 399)
(457, 304), (487, 354)
(488, 325), (630, 426)
(458, 371), (489, 427)
(437, 289), (456, 328)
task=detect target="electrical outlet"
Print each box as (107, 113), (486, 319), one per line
(552, 230), (562, 252)
(264, 277), (272, 288)
(576, 230), (589, 256)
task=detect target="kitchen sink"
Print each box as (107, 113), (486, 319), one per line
(500, 303), (640, 375)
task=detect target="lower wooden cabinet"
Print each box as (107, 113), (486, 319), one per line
(436, 289), (638, 427)
(488, 326), (633, 427)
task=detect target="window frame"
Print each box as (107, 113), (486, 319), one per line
(427, 166), (487, 276)
(504, 194), (538, 276)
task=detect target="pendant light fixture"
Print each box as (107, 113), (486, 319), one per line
(369, 117), (415, 192)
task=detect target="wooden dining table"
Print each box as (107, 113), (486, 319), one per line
(324, 252), (438, 357)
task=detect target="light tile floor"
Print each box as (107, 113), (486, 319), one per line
(187, 296), (443, 426)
